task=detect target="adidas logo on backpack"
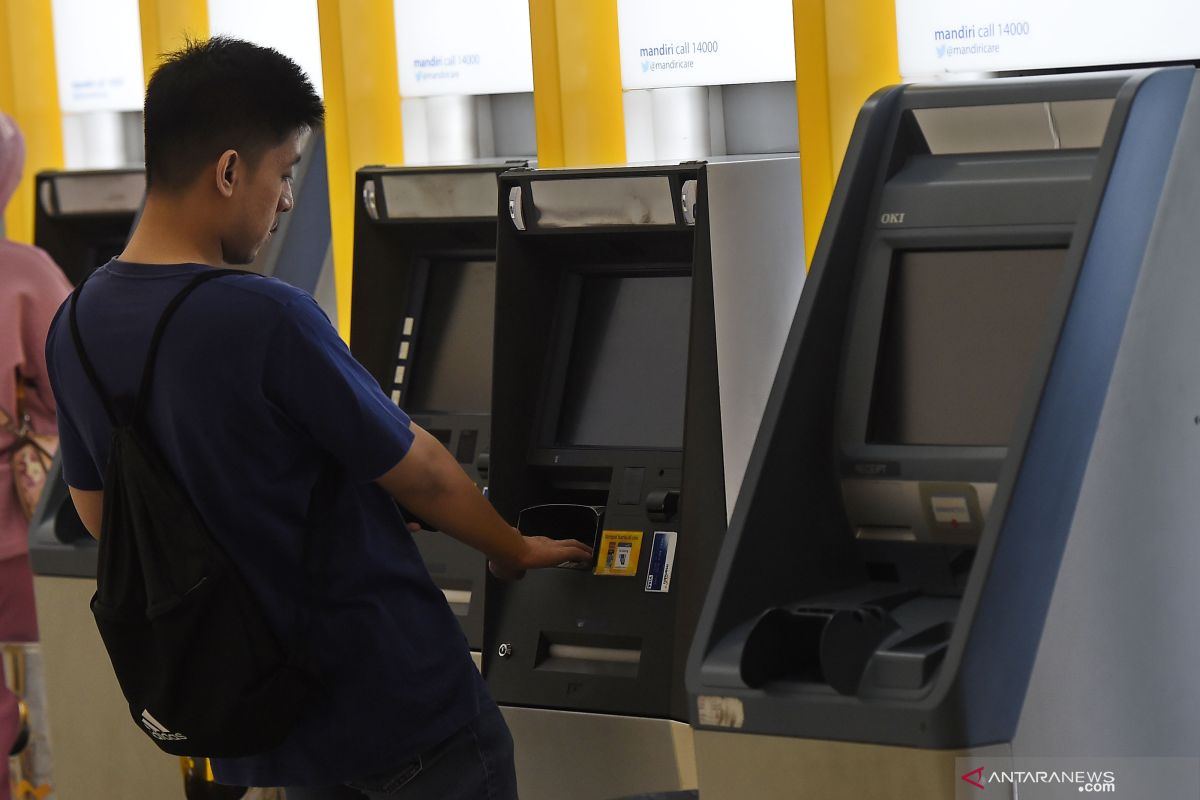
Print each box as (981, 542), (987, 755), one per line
(141, 709), (188, 742)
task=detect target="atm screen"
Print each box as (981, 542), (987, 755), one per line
(868, 248), (1067, 447)
(556, 273), (691, 449)
(405, 260), (496, 414)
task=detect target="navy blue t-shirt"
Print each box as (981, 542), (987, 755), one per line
(45, 261), (481, 787)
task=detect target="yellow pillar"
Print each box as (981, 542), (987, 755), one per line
(824, 0), (900, 171)
(793, 0), (834, 267)
(528, 0), (565, 168)
(0, 0), (63, 244)
(529, 0), (625, 168)
(793, 0), (900, 266)
(138, 0), (209, 83)
(317, 0), (404, 340)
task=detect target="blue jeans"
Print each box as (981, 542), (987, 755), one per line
(284, 700), (517, 800)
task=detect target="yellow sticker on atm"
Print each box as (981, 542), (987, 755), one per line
(593, 530), (644, 577)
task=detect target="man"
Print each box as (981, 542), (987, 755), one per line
(45, 37), (590, 799)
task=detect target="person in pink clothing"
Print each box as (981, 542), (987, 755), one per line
(0, 112), (71, 800)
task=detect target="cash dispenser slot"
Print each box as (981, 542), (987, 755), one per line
(535, 632), (642, 678)
(442, 590), (472, 615)
(437, 578), (474, 617)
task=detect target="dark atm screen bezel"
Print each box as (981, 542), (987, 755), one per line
(837, 225), (1075, 483)
(530, 263), (693, 460)
(403, 256), (498, 416)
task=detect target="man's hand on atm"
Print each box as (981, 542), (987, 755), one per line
(374, 423), (593, 579)
(487, 536), (594, 581)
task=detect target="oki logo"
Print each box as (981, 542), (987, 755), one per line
(880, 212), (906, 224)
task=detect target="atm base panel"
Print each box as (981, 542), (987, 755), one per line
(499, 706), (697, 800)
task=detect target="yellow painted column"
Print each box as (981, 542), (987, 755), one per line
(793, 0), (833, 267)
(792, 0), (900, 266)
(0, 0), (63, 244)
(824, 0), (900, 171)
(317, 0), (404, 340)
(530, 0), (624, 168)
(528, 0), (565, 168)
(139, 0), (209, 82)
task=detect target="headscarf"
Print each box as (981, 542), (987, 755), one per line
(0, 111), (26, 215)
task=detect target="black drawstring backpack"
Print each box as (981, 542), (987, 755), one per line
(67, 268), (321, 757)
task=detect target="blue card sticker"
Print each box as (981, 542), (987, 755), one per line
(645, 531), (677, 593)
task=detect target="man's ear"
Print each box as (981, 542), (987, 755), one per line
(215, 149), (239, 198)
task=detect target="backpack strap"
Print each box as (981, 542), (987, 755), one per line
(132, 268), (248, 426)
(69, 267), (251, 428)
(67, 271), (120, 427)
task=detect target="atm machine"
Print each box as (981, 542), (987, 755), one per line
(686, 68), (1200, 799)
(34, 167), (144, 284)
(484, 157), (806, 799)
(350, 161), (527, 664)
(28, 132), (334, 800)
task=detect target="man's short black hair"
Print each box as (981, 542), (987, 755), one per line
(144, 36), (324, 191)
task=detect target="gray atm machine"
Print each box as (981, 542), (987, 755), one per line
(28, 131), (334, 800)
(350, 162), (527, 662)
(485, 158), (806, 800)
(687, 68), (1200, 799)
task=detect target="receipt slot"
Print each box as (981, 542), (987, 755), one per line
(686, 68), (1200, 799)
(484, 158), (807, 800)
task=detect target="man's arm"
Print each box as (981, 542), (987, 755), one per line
(375, 423), (592, 579)
(68, 487), (103, 540)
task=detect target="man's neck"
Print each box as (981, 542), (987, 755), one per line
(119, 192), (224, 266)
